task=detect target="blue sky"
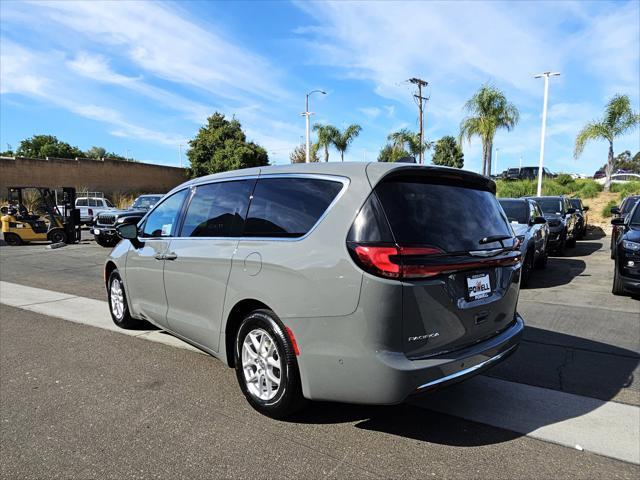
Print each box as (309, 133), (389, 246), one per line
(1, 0), (638, 175)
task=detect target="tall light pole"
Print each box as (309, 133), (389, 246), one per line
(302, 90), (326, 163)
(178, 143), (183, 168)
(534, 71), (560, 196)
(495, 147), (500, 176)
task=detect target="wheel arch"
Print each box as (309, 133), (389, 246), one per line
(224, 298), (272, 367)
(104, 260), (118, 288)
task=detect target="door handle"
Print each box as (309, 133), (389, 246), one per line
(153, 253), (164, 260)
(164, 252), (178, 261)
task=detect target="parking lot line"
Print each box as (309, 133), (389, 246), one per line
(1, 280), (638, 465)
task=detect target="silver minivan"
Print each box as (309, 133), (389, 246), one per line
(106, 162), (524, 418)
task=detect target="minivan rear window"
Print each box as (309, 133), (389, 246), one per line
(374, 178), (512, 252)
(244, 177), (343, 238)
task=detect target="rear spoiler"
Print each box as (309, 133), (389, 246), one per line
(365, 164), (496, 194)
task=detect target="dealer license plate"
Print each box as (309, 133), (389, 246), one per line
(467, 273), (491, 300)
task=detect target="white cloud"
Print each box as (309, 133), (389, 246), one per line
(358, 107), (381, 118)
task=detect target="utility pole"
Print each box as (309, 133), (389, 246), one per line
(495, 147), (499, 176)
(534, 71), (560, 196)
(301, 90), (326, 163)
(178, 144), (183, 168)
(408, 77), (429, 164)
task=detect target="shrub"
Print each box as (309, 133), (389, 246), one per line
(555, 173), (574, 186)
(611, 181), (640, 200)
(601, 200), (619, 218)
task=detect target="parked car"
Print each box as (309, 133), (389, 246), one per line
(611, 201), (640, 296)
(569, 198), (589, 239)
(105, 163), (524, 418)
(92, 194), (163, 247)
(504, 166), (555, 181)
(528, 196), (578, 255)
(498, 198), (548, 285)
(58, 195), (115, 225)
(595, 173), (640, 185)
(610, 195), (640, 259)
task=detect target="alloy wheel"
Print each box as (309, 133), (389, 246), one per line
(241, 328), (282, 401)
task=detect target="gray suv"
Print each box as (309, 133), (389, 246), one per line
(105, 163), (524, 418)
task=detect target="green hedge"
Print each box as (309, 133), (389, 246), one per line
(495, 178), (602, 199)
(611, 181), (640, 200)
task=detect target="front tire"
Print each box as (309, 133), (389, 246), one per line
(612, 262), (625, 296)
(48, 229), (67, 244)
(108, 270), (142, 328)
(234, 309), (305, 418)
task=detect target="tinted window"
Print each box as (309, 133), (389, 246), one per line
(142, 189), (188, 237)
(621, 196), (640, 214)
(88, 198), (98, 207)
(375, 178), (512, 252)
(570, 199), (582, 210)
(244, 177), (343, 238)
(76, 199), (87, 207)
(133, 195), (163, 210)
(181, 180), (254, 237)
(533, 198), (563, 214)
(630, 204), (640, 224)
(105, 199), (114, 207)
(499, 199), (528, 224)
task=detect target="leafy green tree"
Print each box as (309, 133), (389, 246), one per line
(574, 95), (640, 190)
(378, 143), (411, 162)
(313, 124), (339, 162)
(459, 84), (519, 176)
(187, 113), (268, 177)
(0, 144), (13, 156)
(432, 136), (464, 168)
(85, 146), (107, 159)
(331, 124), (362, 162)
(290, 143), (319, 163)
(613, 150), (640, 173)
(16, 135), (83, 159)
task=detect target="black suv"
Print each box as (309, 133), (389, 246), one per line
(92, 194), (163, 247)
(611, 201), (640, 296)
(611, 195), (640, 258)
(528, 196), (578, 255)
(504, 167), (555, 181)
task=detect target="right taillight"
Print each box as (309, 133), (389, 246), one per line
(349, 243), (520, 280)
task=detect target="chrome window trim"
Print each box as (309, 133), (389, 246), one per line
(170, 173), (350, 243)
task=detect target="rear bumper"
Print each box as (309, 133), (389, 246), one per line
(296, 313), (524, 405)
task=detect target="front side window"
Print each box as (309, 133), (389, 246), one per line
(105, 199), (114, 207)
(244, 177), (343, 238)
(88, 198), (98, 207)
(142, 189), (188, 238)
(181, 180), (254, 237)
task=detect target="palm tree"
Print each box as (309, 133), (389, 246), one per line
(312, 124), (339, 162)
(574, 94), (639, 191)
(331, 124), (362, 162)
(459, 84), (519, 176)
(387, 129), (430, 160)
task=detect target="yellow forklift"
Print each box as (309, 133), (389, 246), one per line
(1, 187), (81, 246)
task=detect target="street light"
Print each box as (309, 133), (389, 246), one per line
(534, 71), (560, 196)
(302, 90), (326, 163)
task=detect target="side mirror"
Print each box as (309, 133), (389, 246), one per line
(532, 216), (547, 225)
(611, 207), (620, 215)
(567, 208), (576, 214)
(611, 217), (625, 226)
(116, 223), (143, 248)
(583, 206), (589, 212)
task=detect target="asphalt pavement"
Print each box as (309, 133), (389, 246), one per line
(1, 229), (639, 478)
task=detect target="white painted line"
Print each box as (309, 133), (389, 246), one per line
(1, 280), (638, 463)
(0, 281), (202, 354)
(413, 376), (640, 465)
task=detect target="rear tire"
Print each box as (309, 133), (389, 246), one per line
(48, 229), (67, 244)
(108, 270), (143, 328)
(612, 262), (625, 296)
(3, 233), (23, 246)
(234, 309), (305, 418)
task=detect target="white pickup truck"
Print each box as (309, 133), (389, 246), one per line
(57, 196), (116, 225)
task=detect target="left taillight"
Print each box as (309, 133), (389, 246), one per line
(349, 244), (445, 279)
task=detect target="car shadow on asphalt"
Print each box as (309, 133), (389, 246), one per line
(525, 258), (586, 288)
(286, 326), (638, 447)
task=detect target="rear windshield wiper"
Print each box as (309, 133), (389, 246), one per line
(479, 234), (512, 246)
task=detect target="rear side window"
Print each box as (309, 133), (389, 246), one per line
(374, 178), (512, 252)
(76, 199), (87, 207)
(499, 200), (528, 224)
(244, 177), (343, 238)
(181, 180), (254, 237)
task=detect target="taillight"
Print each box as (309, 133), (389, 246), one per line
(349, 243), (520, 279)
(88, 208), (94, 216)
